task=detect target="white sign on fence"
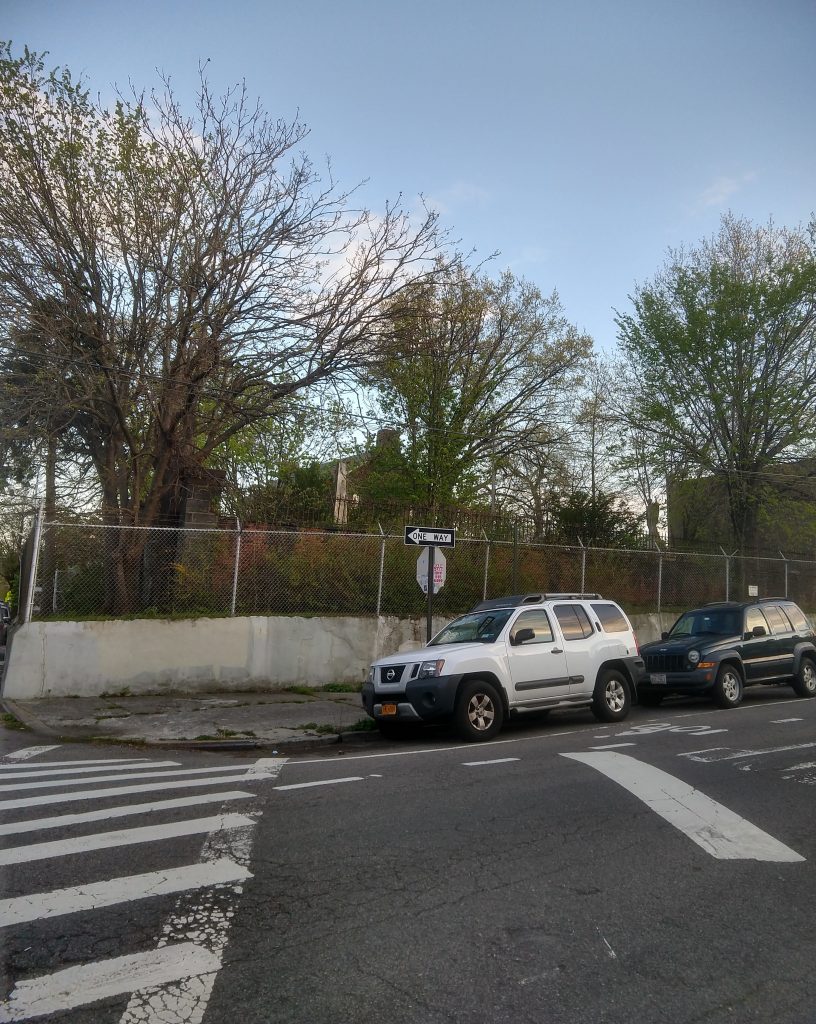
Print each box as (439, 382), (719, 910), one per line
(417, 548), (446, 594)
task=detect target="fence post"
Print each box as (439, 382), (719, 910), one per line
(23, 501), (45, 624)
(512, 522), (519, 593)
(720, 546), (736, 602)
(780, 550), (788, 598)
(578, 538), (586, 594)
(376, 523), (386, 617)
(481, 529), (490, 600)
(230, 519), (242, 616)
(657, 549), (663, 620)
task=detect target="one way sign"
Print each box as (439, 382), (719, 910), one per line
(404, 525), (456, 548)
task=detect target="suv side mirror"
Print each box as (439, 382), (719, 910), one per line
(752, 625), (767, 637)
(661, 631), (669, 640)
(511, 627), (536, 646)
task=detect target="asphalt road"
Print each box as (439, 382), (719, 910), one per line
(1, 687), (815, 1023)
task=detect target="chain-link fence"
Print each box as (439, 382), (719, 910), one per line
(21, 519), (816, 623)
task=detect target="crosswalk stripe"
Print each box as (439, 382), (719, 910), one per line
(0, 813), (255, 866)
(0, 764), (250, 793)
(0, 745), (61, 762)
(0, 758), (150, 771)
(563, 751), (805, 862)
(0, 791), (254, 836)
(0, 760), (180, 781)
(0, 773), (268, 811)
(0, 857), (252, 928)
(0, 942), (220, 1021)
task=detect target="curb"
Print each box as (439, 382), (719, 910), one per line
(0, 699), (380, 754)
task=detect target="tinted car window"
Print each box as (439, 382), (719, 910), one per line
(762, 605), (790, 635)
(510, 610), (554, 645)
(745, 607), (770, 634)
(782, 603), (811, 634)
(669, 608), (741, 636)
(555, 604), (594, 640)
(590, 602), (629, 633)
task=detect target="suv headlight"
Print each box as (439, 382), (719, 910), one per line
(418, 659), (445, 678)
(688, 650), (701, 666)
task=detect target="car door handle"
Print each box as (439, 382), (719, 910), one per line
(551, 647), (563, 654)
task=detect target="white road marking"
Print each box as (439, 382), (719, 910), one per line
(0, 813), (254, 866)
(0, 764), (250, 793)
(0, 942), (220, 1022)
(0, 773), (272, 812)
(1, 745), (60, 762)
(119, 756), (288, 1024)
(772, 718), (803, 723)
(275, 776), (364, 790)
(563, 751), (805, 862)
(0, 791), (254, 836)
(0, 760), (179, 781)
(243, 757), (288, 777)
(462, 757), (520, 766)
(0, 757), (150, 771)
(679, 741), (816, 763)
(0, 857), (251, 928)
(588, 743), (635, 750)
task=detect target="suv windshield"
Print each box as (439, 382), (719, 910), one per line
(429, 609), (514, 646)
(668, 608), (741, 638)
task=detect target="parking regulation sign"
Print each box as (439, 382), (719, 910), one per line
(404, 525), (456, 548)
(416, 548), (446, 594)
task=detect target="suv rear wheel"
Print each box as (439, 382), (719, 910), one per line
(592, 669), (631, 723)
(713, 664), (743, 708)
(792, 657), (816, 699)
(454, 678), (504, 741)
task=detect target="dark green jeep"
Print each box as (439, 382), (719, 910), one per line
(639, 599), (816, 708)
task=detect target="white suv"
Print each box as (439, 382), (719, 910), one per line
(362, 593), (644, 741)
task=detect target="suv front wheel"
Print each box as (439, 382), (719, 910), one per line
(454, 678), (504, 741)
(713, 664), (743, 708)
(592, 669), (631, 723)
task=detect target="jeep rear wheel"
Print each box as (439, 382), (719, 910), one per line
(454, 679), (504, 741)
(592, 669), (631, 723)
(792, 657), (816, 698)
(713, 664), (743, 708)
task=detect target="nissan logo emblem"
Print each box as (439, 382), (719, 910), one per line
(386, 669), (396, 681)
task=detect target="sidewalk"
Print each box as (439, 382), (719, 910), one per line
(1, 688), (378, 752)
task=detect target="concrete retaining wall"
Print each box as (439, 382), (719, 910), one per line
(1, 612), (667, 699)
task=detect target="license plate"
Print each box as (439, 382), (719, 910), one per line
(380, 703), (398, 716)
(650, 673), (667, 685)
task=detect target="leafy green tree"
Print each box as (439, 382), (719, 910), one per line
(616, 214), (816, 553)
(552, 490), (644, 547)
(363, 266), (591, 509)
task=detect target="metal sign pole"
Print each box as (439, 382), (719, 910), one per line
(426, 543), (435, 643)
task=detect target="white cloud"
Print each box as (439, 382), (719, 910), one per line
(424, 180), (490, 216)
(696, 171), (757, 209)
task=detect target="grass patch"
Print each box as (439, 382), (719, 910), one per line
(346, 717), (377, 731)
(323, 682), (362, 693)
(284, 685), (316, 696)
(296, 722), (338, 734)
(1, 711), (29, 731)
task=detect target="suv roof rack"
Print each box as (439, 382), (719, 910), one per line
(470, 593), (602, 611)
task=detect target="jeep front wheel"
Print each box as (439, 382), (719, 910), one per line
(792, 657), (816, 699)
(713, 664), (743, 708)
(454, 679), (504, 741)
(592, 669), (631, 722)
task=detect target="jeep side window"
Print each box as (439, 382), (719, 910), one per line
(554, 604), (594, 640)
(745, 607), (770, 635)
(509, 610), (554, 645)
(763, 605), (790, 635)
(782, 603), (811, 634)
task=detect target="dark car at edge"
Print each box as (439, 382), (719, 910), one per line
(638, 598), (816, 708)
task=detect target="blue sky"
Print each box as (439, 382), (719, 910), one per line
(5, 0), (815, 351)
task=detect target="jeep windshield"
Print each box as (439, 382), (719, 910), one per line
(429, 609), (514, 646)
(668, 608), (741, 638)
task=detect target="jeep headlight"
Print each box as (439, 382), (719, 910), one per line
(418, 659), (445, 678)
(688, 650), (701, 666)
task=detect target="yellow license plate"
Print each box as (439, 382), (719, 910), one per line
(381, 703), (398, 716)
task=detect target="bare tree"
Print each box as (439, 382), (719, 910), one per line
(0, 44), (449, 609)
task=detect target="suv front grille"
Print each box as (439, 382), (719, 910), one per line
(378, 664), (407, 684)
(645, 653), (688, 673)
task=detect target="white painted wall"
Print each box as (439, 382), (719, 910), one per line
(1, 612), (665, 699)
